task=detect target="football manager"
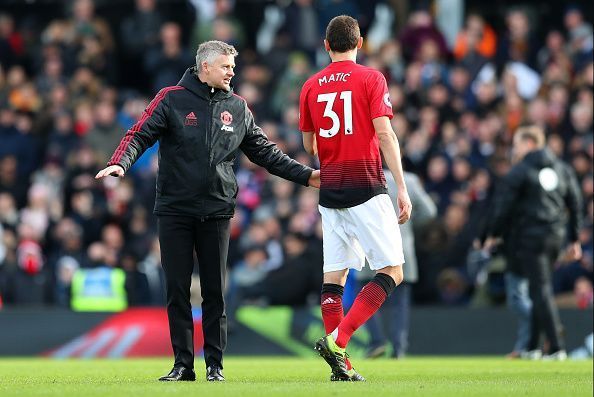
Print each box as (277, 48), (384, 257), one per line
(96, 40), (320, 381)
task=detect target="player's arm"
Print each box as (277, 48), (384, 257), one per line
(373, 116), (412, 224)
(299, 83), (317, 156)
(302, 132), (317, 156)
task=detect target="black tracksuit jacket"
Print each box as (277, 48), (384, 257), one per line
(487, 149), (583, 273)
(108, 67), (313, 218)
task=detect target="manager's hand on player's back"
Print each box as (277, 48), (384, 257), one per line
(308, 170), (321, 188)
(95, 165), (125, 179)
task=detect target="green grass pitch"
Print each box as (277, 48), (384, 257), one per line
(0, 357), (592, 397)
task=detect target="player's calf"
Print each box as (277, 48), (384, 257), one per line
(377, 265), (404, 286)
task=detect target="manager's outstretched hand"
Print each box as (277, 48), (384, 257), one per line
(95, 165), (125, 179)
(308, 170), (320, 188)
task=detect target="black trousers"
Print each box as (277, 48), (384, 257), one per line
(158, 215), (230, 369)
(513, 235), (565, 352)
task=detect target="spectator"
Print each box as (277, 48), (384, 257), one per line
(399, 9), (449, 63)
(19, 183), (51, 240)
(537, 30), (571, 73)
(63, 0), (114, 53)
(190, 0), (245, 50)
(226, 232), (322, 331)
(226, 244), (270, 324)
(84, 100), (125, 163)
(0, 13), (24, 69)
(425, 155), (454, 212)
(496, 8), (539, 70)
(121, 251), (151, 306)
(453, 13), (497, 62)
(144, 22), (194, 94)
(46, 112), (79, 163)
(70, 242), (127, 311)
(138, 237), (166, 306)
(10, 223), (49, 305)
(54, 256), (79, 307)
(564, 6), (593, 69)
(0, 192), (19, 228)
(48, 218), (85, 306)
(271, 52), (311, 118)
(120, 0), (163, 91)
(281, 0), (320, 62)
(68, 67), (101, 105)
(35, 53), (67, 96)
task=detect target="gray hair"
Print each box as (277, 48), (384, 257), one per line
(196, 40), (238, 71)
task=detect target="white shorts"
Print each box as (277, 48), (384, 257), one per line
(318, 194), (405, 273)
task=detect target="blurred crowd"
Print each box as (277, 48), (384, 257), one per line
(0, 0), (592, 310)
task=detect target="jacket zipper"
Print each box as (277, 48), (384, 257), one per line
(207, 98), (213, 166)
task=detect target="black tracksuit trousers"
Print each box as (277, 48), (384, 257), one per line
(158, 215), (230, 370)
(513, 235), (565, 352)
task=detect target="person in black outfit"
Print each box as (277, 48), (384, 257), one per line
(96, 40), (320, 381)
(482, 126), (582, 360)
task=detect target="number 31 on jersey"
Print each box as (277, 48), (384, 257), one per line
(317, 91), (353, 138)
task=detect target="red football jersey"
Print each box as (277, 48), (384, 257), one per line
(299, 60), (393, 208)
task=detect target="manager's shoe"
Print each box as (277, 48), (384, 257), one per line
(206, 365), (225, 381)
(158, 366), (196, 381)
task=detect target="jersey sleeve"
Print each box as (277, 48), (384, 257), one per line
(298, 82), (314, 132)
(367, 71), (394, 120)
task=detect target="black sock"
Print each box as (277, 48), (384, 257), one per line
(371, 273), (397, 296)
(321, 283), (344, 296)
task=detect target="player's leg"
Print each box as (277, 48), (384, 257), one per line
(318, 206), (361, 336)
(362, 272), (389, 358)
(316, 206), (365, 380)
(320, 269), (366, 381)
(316, 263), (398, 382)
(334, 265), (402, 348)
(321, 270), (349, 335)
(333, 194), (404, 350)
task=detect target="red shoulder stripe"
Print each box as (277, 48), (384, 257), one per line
(232, 93), (246, 102)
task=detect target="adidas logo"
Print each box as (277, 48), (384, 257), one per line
(322, 297), (336, 305)
(184, 112), (197, 126)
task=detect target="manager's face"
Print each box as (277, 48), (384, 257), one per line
(203, 54), (235, 91)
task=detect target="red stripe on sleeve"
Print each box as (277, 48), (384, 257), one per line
(109, 86), (184, 166)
